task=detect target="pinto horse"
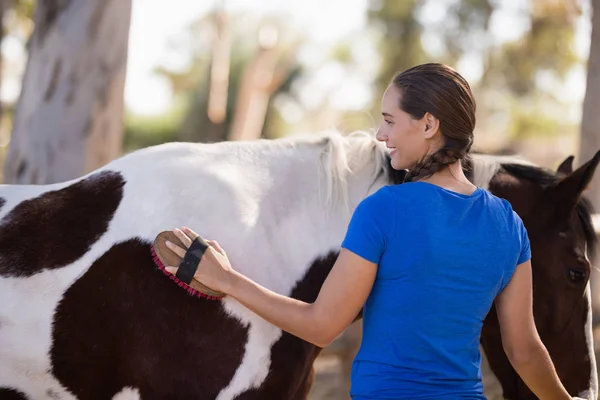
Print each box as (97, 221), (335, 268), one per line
(0, 130), (598, 400)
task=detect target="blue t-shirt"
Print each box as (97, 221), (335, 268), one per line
(341, 181), (531, 400)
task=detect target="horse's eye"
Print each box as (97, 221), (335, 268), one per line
(566, 268), (588, 285)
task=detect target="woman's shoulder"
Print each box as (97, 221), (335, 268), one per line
(362, 184), (416, 204)
(358, 186), (393, 208)
(353, 186), (404, 218)
(481, 189), (520, 215)
(362, 182), (445, 208)
(478, 190), (528, 234)
(375, 182), (425, 199)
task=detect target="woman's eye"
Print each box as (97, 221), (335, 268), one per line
(385, 120), (393, 125)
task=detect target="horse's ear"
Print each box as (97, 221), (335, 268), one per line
(553, 150), (600, 211)
(556, 155), (574, 176)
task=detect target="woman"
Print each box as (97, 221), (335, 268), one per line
(164, 63), (578, 399)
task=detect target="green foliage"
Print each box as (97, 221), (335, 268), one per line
(1, 0), (35, 46)
(368, 0), (427, 94)
(508, 108), (561, 139)
(330, 42), (354, 64)
(14, 0), (35, 20)
(366, 0), (581, 142)
(123, 106), (185, 152)
(153, 12), (304, 144)
(441, 0), (494, 65)
(492, 6), (578, 96)
(125, 0), (583, 151)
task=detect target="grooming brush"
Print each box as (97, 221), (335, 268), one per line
(151, 230), (225, 300)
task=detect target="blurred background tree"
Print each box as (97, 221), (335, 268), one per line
(121, 0), (586, 167)
(368, 0), (581, 157)
(2, 0), (132, 184)
(0, 0), (589, 169)
(581, 0), (600, 212)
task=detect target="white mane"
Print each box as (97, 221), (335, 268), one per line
(270, 129), (388, 211)
(287, 129), (537, 205)
(470, 153), (536, 190)
(316, 130), (387, 210)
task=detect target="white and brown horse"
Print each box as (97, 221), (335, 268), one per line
(0, 130), (598, 399)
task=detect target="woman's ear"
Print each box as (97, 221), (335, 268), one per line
(423, 112), (440, 139)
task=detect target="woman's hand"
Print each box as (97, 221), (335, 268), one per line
(164, 226), (236, 294)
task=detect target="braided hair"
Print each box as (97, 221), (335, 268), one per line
(391, 63), (476, 182)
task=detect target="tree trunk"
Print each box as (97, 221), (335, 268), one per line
(579, 0), (600, 322)
(0, 0), (7, 125)
(207, 7), (230, 126)
(4, 0), (132, 184)
(228, 25), (288, 142)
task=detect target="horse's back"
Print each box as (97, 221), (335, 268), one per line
(0, 138), (340, 399)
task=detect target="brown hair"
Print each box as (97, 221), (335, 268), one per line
(391, 63), (476, 182)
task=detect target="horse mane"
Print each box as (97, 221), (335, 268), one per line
(467, 154), (536, 190)
(289, 132), (536, 210)
(500, 162), (559, 186)
(500, 162), (597, 259)
(296, 129), (389, 210)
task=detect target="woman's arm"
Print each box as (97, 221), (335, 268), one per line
(165, 227), (377, 347)
(494, 260), (572, 400)
(227, 248), (376, 347)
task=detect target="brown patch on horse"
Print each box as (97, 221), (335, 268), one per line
(0, 171), (124, 277)
(234, 252), (338, 400)
(486, 167), (541, 218)
(481, 156), (599, 399)
(51, 239), (248, 398)
(0, 388), (29, 400)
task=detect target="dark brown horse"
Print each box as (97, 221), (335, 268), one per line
(0, 131), (597, 399)
(479, 153), (599, 399)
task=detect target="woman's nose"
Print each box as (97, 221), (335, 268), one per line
(375, 129), (386, 142)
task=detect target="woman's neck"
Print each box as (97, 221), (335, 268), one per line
(419, 161), (477, 195)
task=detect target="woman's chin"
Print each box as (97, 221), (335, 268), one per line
(390, 159), (408, 171)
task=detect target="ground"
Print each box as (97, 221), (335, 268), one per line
(308, 356), (347, 400)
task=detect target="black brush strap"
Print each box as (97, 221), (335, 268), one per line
(176, 236), (209, 284)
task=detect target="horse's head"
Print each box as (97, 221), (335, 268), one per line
(481, 151), (600, 399)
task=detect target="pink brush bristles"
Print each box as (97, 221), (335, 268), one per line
(151, 245), (223, 300)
